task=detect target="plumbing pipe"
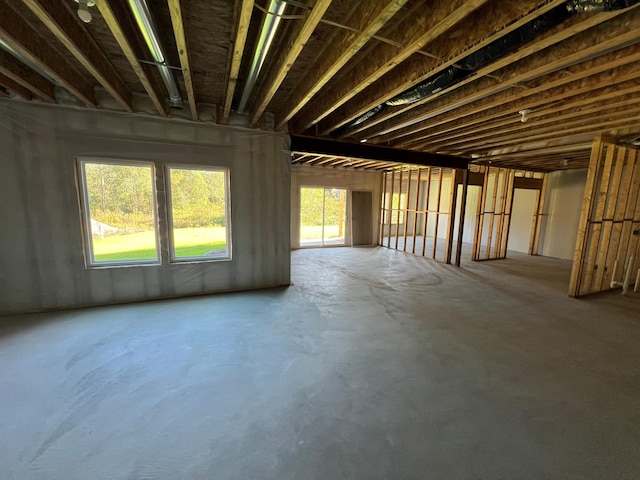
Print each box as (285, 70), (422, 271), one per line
(610, 259), (619, 289)
(611, 255), (636, 295)
(635, 268), (640, 293)
(128, 0), (183, 109)
(237, 0), (286, 113)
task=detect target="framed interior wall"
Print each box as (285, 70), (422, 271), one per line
(569, 137), (640, 297)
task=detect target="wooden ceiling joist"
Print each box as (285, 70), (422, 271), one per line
(364, 5), (640, 143)
(394, 44), (640, 148)
(314, 0), (566, 136)
(96, 0), (167, 116)
(274, 0), (410, 129)
(248, 0), (333, 128)
(0, 48), (55, 102)
(0, 72), (32, 100)
(0, 2), (95, 107)
(427, 92), (640, 151)
(221, 0), (254, 124)
(291, 0), (490, 133)
(23, 0), (132, 112)
(168, 0), (198, 121)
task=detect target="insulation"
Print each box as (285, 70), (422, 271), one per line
(0, 100), (291, 314)
(333, 0), (640, 135)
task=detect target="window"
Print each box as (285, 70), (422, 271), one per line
(167, 166), (230, 260)
(78, 159), (230, 267)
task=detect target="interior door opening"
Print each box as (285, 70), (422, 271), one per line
(300, 187), (347, 247)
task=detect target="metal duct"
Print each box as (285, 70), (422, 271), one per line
(567, 0), (639, 12)
(333, 0), (640, 136)
(237, 0), (287, 113)
(128, 0), (182, 109)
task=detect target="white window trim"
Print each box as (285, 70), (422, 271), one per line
(77, 157), (161, 268)
(165, 164), (232, 263)
(77, 157), (232, 269)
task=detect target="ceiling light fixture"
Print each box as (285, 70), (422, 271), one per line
(519, 109), (531, 123)
(74, 0), (95, 23)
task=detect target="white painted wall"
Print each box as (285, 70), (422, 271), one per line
(508, 189), (538, 253)
(539, 169), (587, 260)
(291, 166), (382, 248)
(0, 100), (291, 314)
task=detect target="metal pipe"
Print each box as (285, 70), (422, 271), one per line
(237, 0), (286, 113)
(128, 0), (182, 108)
(623, 254), (635, 295)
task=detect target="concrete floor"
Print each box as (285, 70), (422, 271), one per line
(1, 247), (639, 479)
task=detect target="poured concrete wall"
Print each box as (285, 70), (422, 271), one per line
(0, 101), (291, 314)
(291, 166), (382, 248)
(539, 169), (587, 260)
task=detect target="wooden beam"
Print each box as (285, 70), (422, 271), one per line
(0, 48), (54, 102)
(248, 0), (333, 127)
(274, 0), (409, 129)
(417, 73), (640, 150)
(222, 0), (253, 123)
(167, 0), (197, 120)
(96, 0), (167, 116)
(0, 72), (32, 100)
(23, 0), (132, 112)
(358, 6), (640, 141)
(393, 43), (640, 147)
(0, 2), (95, 106)
(315, 0), (565, 136)
(291, 0), (490, 132)
(290, 135), (469, 169)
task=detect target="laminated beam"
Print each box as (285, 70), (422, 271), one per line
(291, 0), (490, 132)
(221, 0), (253, 123)
(168, 0), (197, 120)
(0, 2), (95, 106)
(96, 0), (167, 116)
(248, 0), (333, 127)
(274, 0), (410, 129)
(0, 48), (54, 102)
(290, 135), (469, 169)
(23, 0), (132, 112)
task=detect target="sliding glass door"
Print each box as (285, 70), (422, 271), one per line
(300, 187), (347, 247)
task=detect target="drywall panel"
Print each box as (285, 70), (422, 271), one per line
(509, 189), (538, 253)
(453, 185), (480, 244)
(539, 169), (587, 260)
(0, 100), (291, 314)
(291, 166), (382, 248)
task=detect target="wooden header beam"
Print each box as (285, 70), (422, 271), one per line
(290, 135), (469, 169)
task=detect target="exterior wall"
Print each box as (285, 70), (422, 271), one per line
(539, 169), (587, 260)
(291, 166), (382, 248)
(0, 100), (291, 314)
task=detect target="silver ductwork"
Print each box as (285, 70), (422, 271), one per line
(237, 0), (287, 113)
(128, 0), (182, 109)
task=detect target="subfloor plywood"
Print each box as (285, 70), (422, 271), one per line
(1, 248), (639, 479)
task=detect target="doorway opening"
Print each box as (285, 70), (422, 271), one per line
(300, 187), (347, 247)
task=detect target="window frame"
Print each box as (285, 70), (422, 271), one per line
(165, 164), (232, 263)
(77, 157), (232, 269)
(77, 157), (161, 268)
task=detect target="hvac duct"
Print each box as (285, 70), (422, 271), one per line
(333, 0), (640, 136)
(128, 0), (183, 109)
(237, 0), (287, 113)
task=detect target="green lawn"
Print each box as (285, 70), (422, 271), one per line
(93, 227), (228, 262)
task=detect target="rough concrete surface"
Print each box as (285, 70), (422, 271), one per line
(1, 247), (639, 479)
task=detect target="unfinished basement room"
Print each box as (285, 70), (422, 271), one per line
(2, 0), (640, 478)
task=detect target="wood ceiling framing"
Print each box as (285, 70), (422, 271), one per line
(1, 0), (639, 172)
